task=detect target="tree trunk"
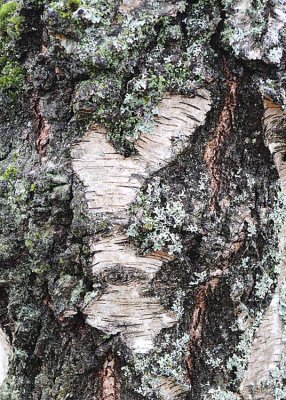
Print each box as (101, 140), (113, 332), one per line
(0, 0), (285, 399)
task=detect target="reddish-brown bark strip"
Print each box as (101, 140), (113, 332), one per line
(185, 278), (219, 382)
(186, 231), (246, 383)
(35, 98), (51, 157)
(27, 34), (51, 159)
(100, 352), (121, 400)
(204, 59), (238, 210)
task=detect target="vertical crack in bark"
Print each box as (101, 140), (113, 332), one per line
(240, 99), (286, 398)
(186, 231), (247, 383)
(30, 31), (51, 159)
(186, 278), (219, 382)
(100, 352), (121, 400)
(204, 59), (238, 211)
(34, 97), (51, 158)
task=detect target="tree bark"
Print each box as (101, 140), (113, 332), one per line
(0, 0), (285, 399)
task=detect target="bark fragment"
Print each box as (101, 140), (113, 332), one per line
(0, 329), (10, 388)
(34, 98), (51, 158)
(186, 278), (220, 383)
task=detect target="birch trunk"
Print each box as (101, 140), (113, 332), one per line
(0, 0), (285, 399)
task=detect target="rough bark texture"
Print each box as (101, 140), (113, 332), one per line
(0, 0), (286, 399)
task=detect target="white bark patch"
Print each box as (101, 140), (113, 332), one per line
(0, 329), (10, 387)
(119, 0), (180, 16)
(240, 292), (284, 395)
(119, 0), (142, 13)
(240, 100), (286, 397)
(71, 90), (211, 354)
(154, 376), (188, 400)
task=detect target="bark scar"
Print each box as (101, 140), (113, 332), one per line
(186, 277), (219, 382)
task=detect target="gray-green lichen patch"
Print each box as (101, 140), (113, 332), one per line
(122, 327), (190, 398)
(46, 0), (220, 155)
(127, 177), (188, 255)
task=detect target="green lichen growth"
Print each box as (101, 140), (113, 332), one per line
(0, 0), (24, 39)
(0, 60), (23, 90)
(0, 1), (24, 93)
(30, 183), (37, 192)
(0, 1), (18, 30)
(66, 0), (81, 11)
(0, 164), (18, 181)
(51, 0), (82, 19)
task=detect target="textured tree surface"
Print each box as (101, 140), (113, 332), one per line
(0, 0), (286, 399)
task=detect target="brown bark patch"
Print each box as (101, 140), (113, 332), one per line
(36, 115), (51, 156)
(219, 231), (247, 271)
(186, 278), (219, 382)
(100, 352), (121, 400)
(34, 97), (51, 158)
(204, 60), (238, 210)
(186, 232), (247, 383)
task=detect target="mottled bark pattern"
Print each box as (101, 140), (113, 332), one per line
(0, 0), (285, 399)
